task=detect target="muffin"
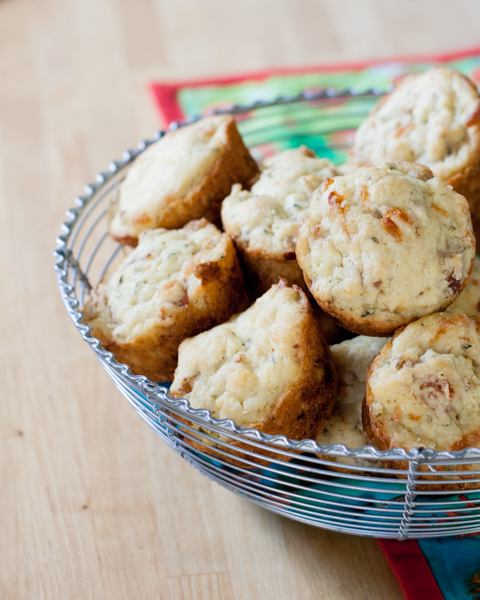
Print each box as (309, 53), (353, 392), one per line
(109, 115), (259, 245)
(221, 146), (338, 295)
(317, 336), (386, 467)
(349, 67), (480, 240)
(447, 255), (480, 317)
(364, 312), (480, 489)
(82, 219), (248, 381)
(296, 162), (476, 336)
(170, 279), (338, 455)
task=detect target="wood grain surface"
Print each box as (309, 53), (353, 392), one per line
(2, 0), (480, 597)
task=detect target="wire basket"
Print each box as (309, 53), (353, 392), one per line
(55, 89), (480, 540)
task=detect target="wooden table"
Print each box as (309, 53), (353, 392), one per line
(2, 0), (480, 597)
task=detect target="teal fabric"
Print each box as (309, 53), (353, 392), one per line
(419, 537), (480, 600)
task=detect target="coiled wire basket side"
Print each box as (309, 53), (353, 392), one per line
(55, 90), (480, 540)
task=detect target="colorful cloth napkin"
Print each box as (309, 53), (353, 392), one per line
(149, 47), (480, 600)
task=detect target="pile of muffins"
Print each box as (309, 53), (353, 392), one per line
(83, 67), (480, 485)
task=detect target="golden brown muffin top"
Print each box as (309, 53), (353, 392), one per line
(296, 162), (475, 335)
(351, 67), (480, 180)
(367, 312), (480, 451)
(84, 219), (229, 342)
(222, 147), (337, 257)
(171, 281), (322, 426)
(110, 115), (238, 241)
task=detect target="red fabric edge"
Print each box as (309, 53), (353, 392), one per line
(149, 44), (480, 124)
(148, 83), (184, 126)
(378, 539), (444, 600)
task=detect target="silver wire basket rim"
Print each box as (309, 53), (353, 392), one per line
(54, 87), (480, 464)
